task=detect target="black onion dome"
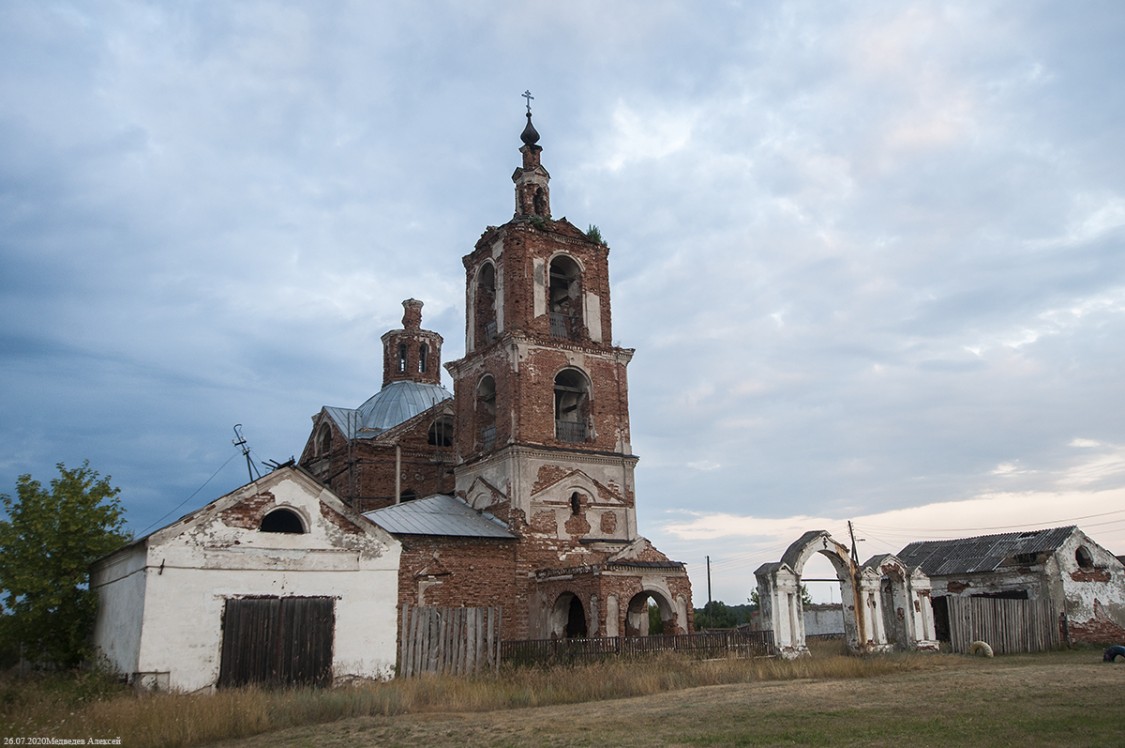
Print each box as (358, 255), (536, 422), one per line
(520, 112), (540, 146)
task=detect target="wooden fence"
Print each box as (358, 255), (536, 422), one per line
(398, 604), (502, 677)
(946, 596), (1061, 655)
(501, 629), (774, 667)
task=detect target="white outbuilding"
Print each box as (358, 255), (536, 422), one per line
(91, 466), (401, 691)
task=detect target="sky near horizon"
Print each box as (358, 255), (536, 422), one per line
(2, 1), (1124, 604)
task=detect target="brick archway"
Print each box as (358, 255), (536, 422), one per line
(625, 589), (675, 636)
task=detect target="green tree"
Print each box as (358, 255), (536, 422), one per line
(695, 600), (737, 629)
(0, 461), (129, 668)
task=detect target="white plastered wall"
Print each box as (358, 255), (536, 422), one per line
(92, 471), (401, 692)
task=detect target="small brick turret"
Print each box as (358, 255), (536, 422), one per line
(381, 298), (444, 387)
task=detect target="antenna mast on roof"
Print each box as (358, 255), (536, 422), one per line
(232, 424), (262, 483)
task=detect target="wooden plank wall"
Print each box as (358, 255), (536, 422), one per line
(398, 604), (502, 678)
(947, 596), (1061, 654)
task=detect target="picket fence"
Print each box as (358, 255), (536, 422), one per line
(398, 604), (502, 677)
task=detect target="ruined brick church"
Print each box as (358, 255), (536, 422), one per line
(298, 109), (694, 640)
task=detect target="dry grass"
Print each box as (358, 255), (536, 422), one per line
(0, 643), (1056, 748)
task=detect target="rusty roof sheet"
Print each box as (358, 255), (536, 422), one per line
(363, 494), (514, 539)
(897, 525), (1077, 576)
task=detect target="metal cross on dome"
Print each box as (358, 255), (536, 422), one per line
(522, 90), (534, 114)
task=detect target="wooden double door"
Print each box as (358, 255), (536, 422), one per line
(218, 596), (334, 688)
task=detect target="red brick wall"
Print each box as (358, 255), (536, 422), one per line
(298, 409), (455, 512)
(396, 536), (520, 639)
(218, 490), (277, 528)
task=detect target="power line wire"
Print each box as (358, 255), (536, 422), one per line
(134, 452), (239, 538)
(860, 507), (1125, 535)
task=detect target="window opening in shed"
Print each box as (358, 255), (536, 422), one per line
(260, 508), (305, 534)
(1076, 545), (1094, 569)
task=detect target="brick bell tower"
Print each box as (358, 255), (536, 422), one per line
(445, 99), (691, 639)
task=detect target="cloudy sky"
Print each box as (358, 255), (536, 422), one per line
(3, 1), (1124, 604)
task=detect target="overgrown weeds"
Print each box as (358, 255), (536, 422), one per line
(2, 648), (957, 747)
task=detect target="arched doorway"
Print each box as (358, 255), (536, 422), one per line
(550, 592), (588, 639)
(754, 530), (859, 657)
(625, 590), (675, 636)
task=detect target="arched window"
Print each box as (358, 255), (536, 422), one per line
(1076, 546), (1094, 569)
(398, 343), (407, 373)
(570, 491), (582, 515)
(418, 343), (428, 373)
(549, 255), (582, 339)
(554, 368), (590, 443)
(428, 415), (454, 447)
(474, 262), (497, 349)
(477, 375), (497, 450)
(315, 424), (332, 456)
(260, 508), (305, 534)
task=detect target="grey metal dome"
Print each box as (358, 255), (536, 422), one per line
(356, 380), (452, 433)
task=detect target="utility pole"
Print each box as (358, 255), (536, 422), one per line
(706, 555), (712, 606)
(232, 424), (261, 483)
(847, 520), (861, 566)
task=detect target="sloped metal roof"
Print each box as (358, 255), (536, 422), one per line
(356, 380), (451, 432)
(364, 494), (514, 539)
(323, 381), (452, 438)
(897, 526), (1077, 576)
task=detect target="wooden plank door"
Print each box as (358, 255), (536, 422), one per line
(218, 596), (334, 688)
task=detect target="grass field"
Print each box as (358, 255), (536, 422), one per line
(4, 644), (1121, 747)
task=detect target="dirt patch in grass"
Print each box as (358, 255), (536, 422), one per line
(208, 649), (1123, 748)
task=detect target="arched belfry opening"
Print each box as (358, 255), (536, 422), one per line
(473, 262), (497, 349)
(548, 255), (582, 340)
(553, 368), (590, 443)
(476, 375), (497, 451)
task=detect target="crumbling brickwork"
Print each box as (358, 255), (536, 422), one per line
(218, 490), (276, 528)
(298, 406), (456, 512)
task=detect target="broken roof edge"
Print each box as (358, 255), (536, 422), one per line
(899, 525), (1079, 551)
(92, 465), (383, 568)
(896, 525), (1083, 576)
